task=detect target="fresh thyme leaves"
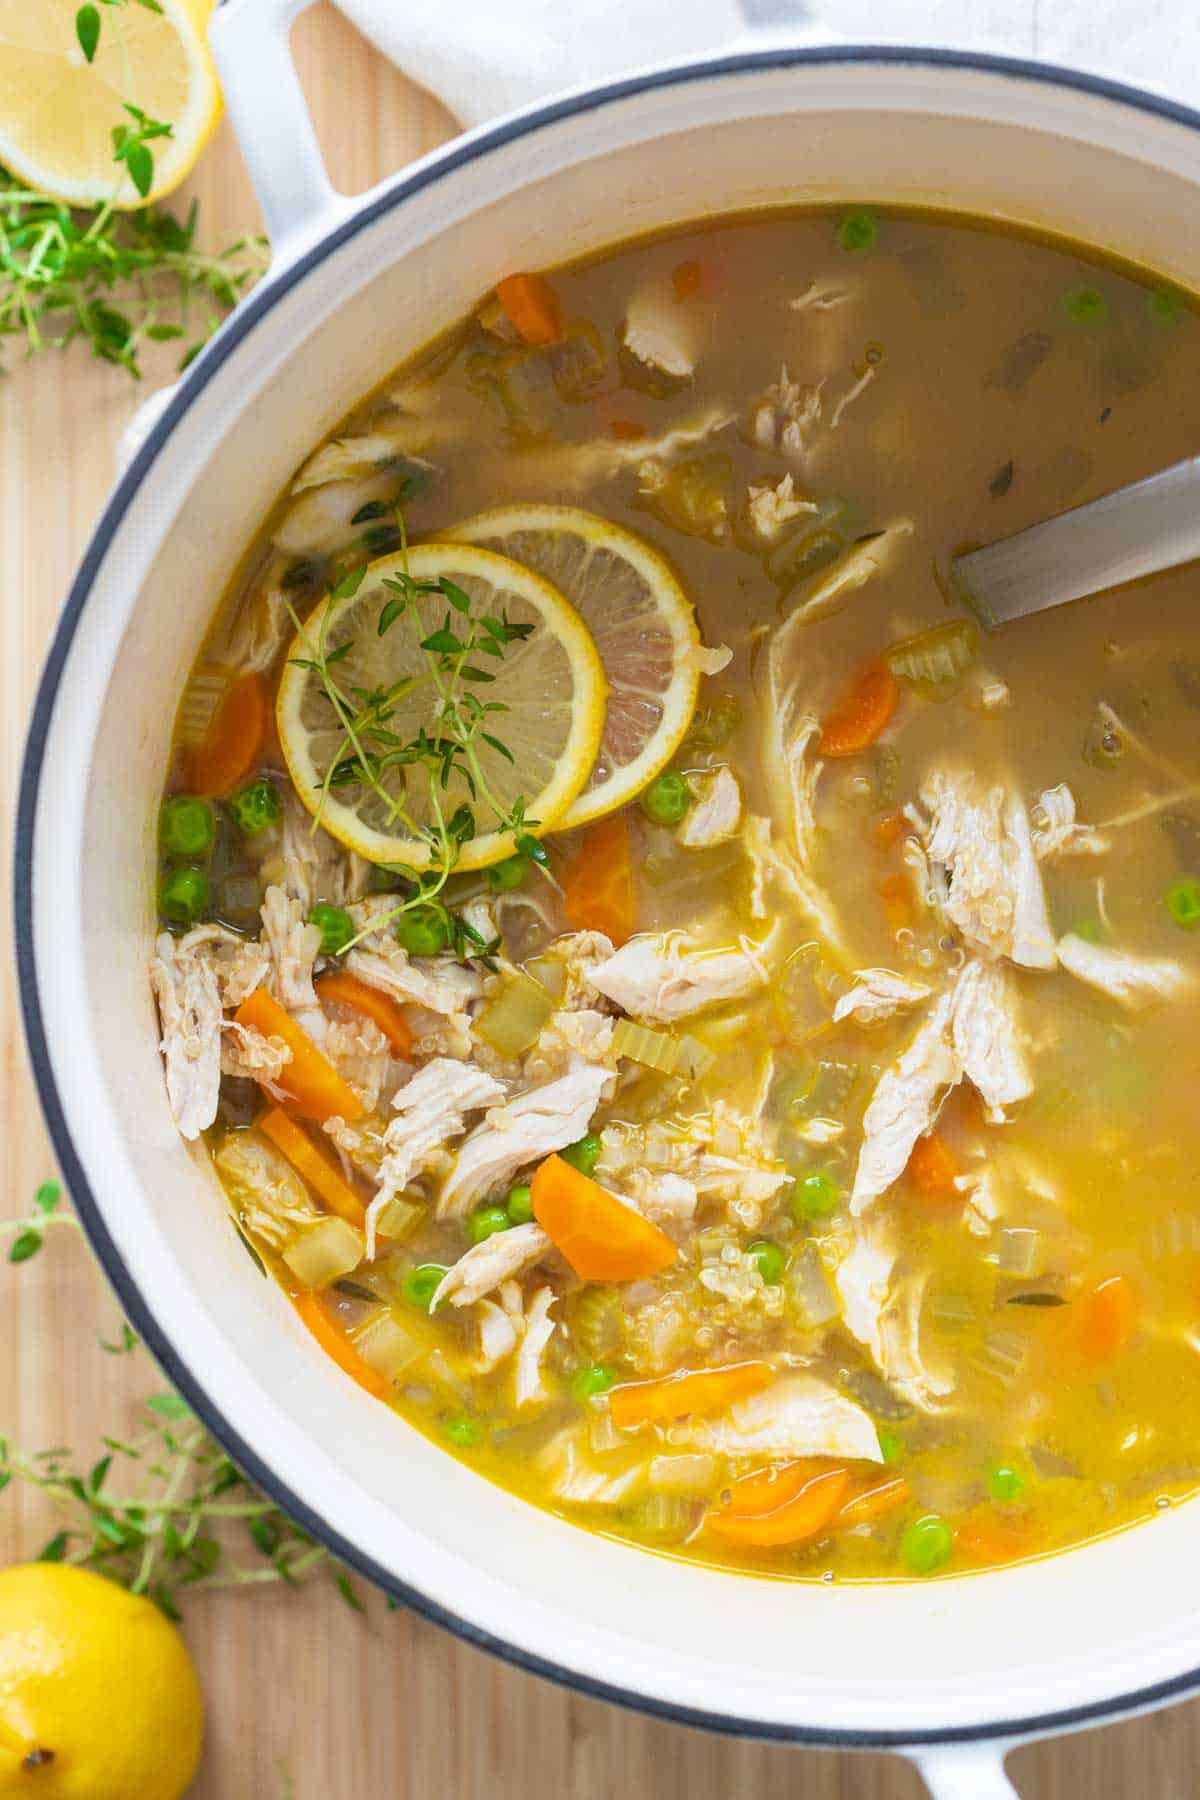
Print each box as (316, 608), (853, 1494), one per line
(76, 0), (165, 66)
(111, 104), (174, 201)
(0, 171), (267, 376)
(3, 1183), (369, 1618)
(4, 1180), (75, 1264)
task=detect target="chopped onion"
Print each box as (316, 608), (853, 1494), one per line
(997, 1227), (1043, 1278)
(930, 1292), (976, 1333)
(589, 1409), (627, 1455)
(282, 1216), (364, 1289)
(788, 1243), (839, 1328)
(627, 1493), (701, 1542)
(354, 1308), (424, 1380)
(473, 970), (554, 1058)
(976, 1329), (1027, 1385)
(649, 1453), (718, 1497)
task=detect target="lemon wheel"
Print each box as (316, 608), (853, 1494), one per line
(0, 0), (222, 207)
(446, 504), (716, 828)
(277, 542), (607, 872)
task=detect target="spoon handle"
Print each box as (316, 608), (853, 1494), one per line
(952, 453), (1200, 627)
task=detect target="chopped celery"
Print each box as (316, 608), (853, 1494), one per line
(648, 1453), (718, 1496)
(550, 320), (608, 401)
(638, 452), (733, 538)
(375, 1195), (424, 1243)
(611, 1016), (713, 1079)
(885, 618), (978, 689)
(473, 969), (554, 1058)
(996, 1227), (1042, 1277)
(571, 1285), (625, 1361)
(282, 1216), (365, 1289)
(627, 1493), (700, 1542)
(353, 1308), (424, 1381)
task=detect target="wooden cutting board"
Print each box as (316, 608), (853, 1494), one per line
(0, 6), (1195, 1793)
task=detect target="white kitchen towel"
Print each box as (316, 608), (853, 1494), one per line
(333, 0), (1200, 128)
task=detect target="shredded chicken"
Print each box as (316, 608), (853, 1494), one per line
(323, 1016), (393, 1114)
(149, 932), (223, 1140)
(622, 275), (697, 383)
(430, 1222), (552, 1308)
(836, 1232), (954, 1412)
(851, 992), (962, 1214)
(749, 365), (824, 463)
(221, 1021), (292, 1088)
(260, 886), (324, 1023)
(213, 1133), (318, 1249)
(833, 968), (932, 1026)
(524, 1008), (616, 1084)
(683, 1374), (882, 1463)
(745, 472), (817, 540)
(787, 521), (914, 627)
(678, 767), (743, 849)
(266, 791), (369, 912)
(1031, 784), (1111, 861)
(438, 1060), (615, 1218)
(513, 1285), (558, 1409)
(1057, 933), (1194, 1010)
(950, 958), (1033, 1121)
(587, 934), (765, 1022)
(344, 945), (481, 1058)
(920, 766), (1056, 969)
(367, 1059), (506, 1257)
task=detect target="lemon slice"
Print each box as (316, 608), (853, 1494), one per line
(446, 505), (713, 829)
(0, 0), (221, 206)
(277, 543), (607, 872)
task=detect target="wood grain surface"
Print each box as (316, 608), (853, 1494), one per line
(1, 6), (1198, 1794)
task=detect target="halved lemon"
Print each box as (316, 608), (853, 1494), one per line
(446, 505), (716, 828)
(0, 0), (221, 207)
(277, 543), (607, 872)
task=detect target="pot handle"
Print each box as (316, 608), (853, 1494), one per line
(909, 1745), (1022, 1799)
(208, 0), (345, 265)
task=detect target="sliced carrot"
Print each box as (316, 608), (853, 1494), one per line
(607, 417), (646, 441)
(906, 1131), (963, 1204)
(818, 658), (899, 758)
(708, 1466), (849, 1548)
(531, 1154), (676, 1282)
(234, 988), (364, 1125)
(955, 1506), (1032, 1565)
(562, 812), (635, 947)
(837, 1475), (912, 1526)
(292, 1291), (389, 1401)
(874, 809), (909, 850)
(182, 671), (267, 798)
(259, 1106), (366, 1228)
(317, 970), (413, 1059)
(672, 258), (706, 302)
(610, 1361), (772, 1431)
(494, 272), (563, 347)
(719, 1459), (812, 1519)
(1079, 1273), (1138, 1363)
(879, 871), (915, 936)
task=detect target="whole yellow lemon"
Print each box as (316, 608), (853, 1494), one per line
(0, 1564), (202, 1798)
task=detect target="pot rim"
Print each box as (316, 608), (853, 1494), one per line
(16, 40), (1200, 1751)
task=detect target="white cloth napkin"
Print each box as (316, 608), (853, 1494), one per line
(332, 0), (1200, 128)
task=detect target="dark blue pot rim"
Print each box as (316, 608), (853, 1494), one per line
(15, 41), (1200, 1753)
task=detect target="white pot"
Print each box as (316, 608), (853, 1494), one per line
(17, 6), (1200, 1795)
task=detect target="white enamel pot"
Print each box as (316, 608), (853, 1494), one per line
(16, 4), (1200, 1794)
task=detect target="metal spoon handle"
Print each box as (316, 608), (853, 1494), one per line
(952, 453), (1200, 626)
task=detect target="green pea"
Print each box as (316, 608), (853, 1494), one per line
(561, 1133), (602, 1177)
(308, 902), (354, 957)
(1148, 286), (1186, 325)
(469, 1204), (513, 1246)
(837, 207), (878, 253)
(790, 1169), (840, 1220)
(401, 1262), (449, 1311)
(901, 1513), (954, 1576)
(1166, 878), (1200, 930)
(506, 1183), (534, 1225)
(641, 772), (692, 827)
(747, 1239), (785, 1285)
(572, 1363), (616, 1403)
(395, 903), (450, 957)
(443, 1415), (483, 1449)
(1071, 916), (1105, 944)
(1062, 285), (1107, 327)
(158, 866), (211, 925)
(229, 777), (281, 838)
(159, 796), (215, 858)
(488, 855), (532, 893)
(987, 1461), (1026, 1504)
(878, 1430), (905, 1465)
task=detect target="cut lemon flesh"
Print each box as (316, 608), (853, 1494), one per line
(446, 505), (714, 828)
(0, 0), (221, 206)
(277, 543), (607, 872)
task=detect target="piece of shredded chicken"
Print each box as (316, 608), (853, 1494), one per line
(587, 933), (765, 1022)
(678, 767), (743, 849)
(149, 932), (223, 1140)
(1056, 933), (1194, 1011)
(833, 968), (932, 1027)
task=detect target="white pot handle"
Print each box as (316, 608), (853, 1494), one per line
(208, 0), (347, 267)
(910, 1745), (1021, 1799)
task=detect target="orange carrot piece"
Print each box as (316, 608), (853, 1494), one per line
(874, 809), (909, 850)
(672, 258), (706, 302)
(531, 1154), (677, 1282)
(879, 871), (915, 936)
(317, 970), (413, 1059)
(955, 1506), (1032, 1565)
(234, 988), (364, 1125)
(818, 658), (899, 758)
(837, 1475), (912, 1526)
(494, 272), (563, 346)
(182, 672), (267, 798)
(292, 1291), (389, 1401)
(906, 1131), (963, 1203)
(719, 1459), (812, 1519)
(259, 1106), (366, 1228)
(562, 813), (635, 947)
(610, 1362), (772, 1431)
(708, 1467), (849, 1548)
(1079, 1273), (1138, 1362)
(607, 417), (646, 441)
